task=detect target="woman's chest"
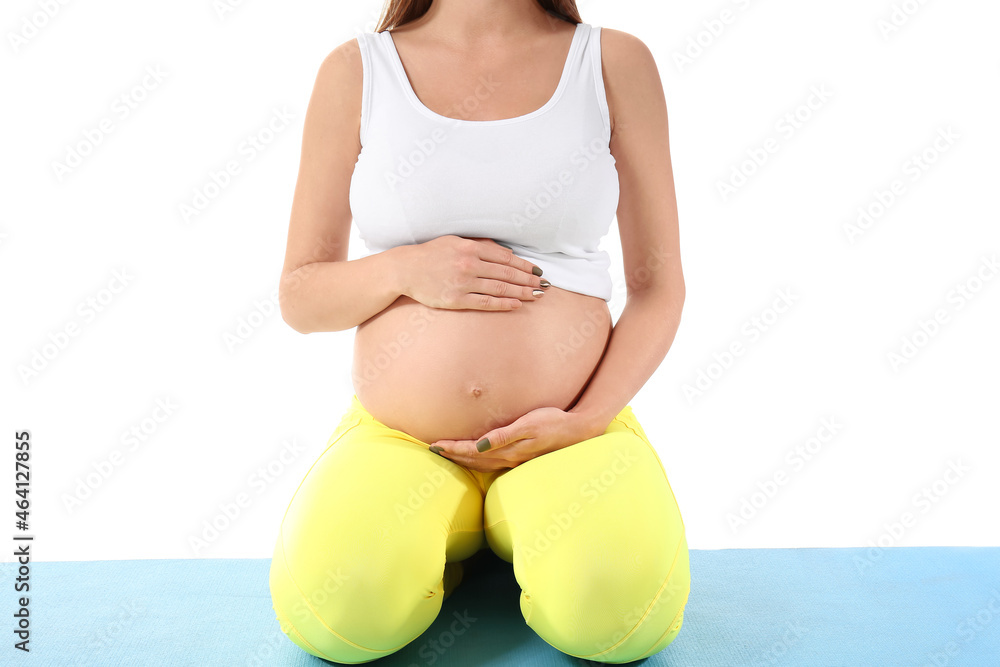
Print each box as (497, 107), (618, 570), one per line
(348, 121), (619, 253)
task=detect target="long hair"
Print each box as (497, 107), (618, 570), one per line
(374, 0), (582, 32)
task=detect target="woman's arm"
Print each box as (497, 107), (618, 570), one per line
(278, 39), (410, 334)
(568, 28), (686, 435)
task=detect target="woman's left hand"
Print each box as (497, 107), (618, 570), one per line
(427, 407), (602, 472)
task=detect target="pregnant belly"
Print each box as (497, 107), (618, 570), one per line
(351, 286), (613, 444)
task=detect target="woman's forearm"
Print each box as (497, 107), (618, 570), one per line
(568, 286), (685, 436)
(279, 245), (411, 334)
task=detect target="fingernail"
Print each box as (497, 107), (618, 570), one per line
(532, 266), (543, 276)
(532, 289), (545, 297)
(476, 438), (491, 452)
(539, 279), (551, 288)
(429, 446), (444, 455)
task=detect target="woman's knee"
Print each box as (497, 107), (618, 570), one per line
(591, 546), (690, 662)
(270, 535), (449, 663)
(269, 442), (475, 660)
(525, 531), (691, 663)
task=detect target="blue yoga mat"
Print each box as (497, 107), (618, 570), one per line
(9, 546), (1000, 666)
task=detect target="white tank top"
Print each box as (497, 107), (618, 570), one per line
(350, 22), (620, 302)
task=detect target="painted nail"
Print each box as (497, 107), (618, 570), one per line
(476, 438), (491, 452)
(429, 446), (444, 455)
(532, 289), (545, 297)
(532, 266), (543, 276)
(539, 279), (551, 288)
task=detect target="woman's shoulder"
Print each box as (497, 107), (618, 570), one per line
(596, 26), (657, 72)
(594, 27), (664, 133)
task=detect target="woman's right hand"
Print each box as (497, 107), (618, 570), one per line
(399, 235), (547, 311)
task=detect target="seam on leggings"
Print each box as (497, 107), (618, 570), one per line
(278, 527), (486, 659)
(276, 535), (418, 656)
(613, 413), (688, 537)
(277, 614), (330, 662)
(483, 517), (508, 531)
(632, 595), (689, 661)
(274, 414), (418, 657)
(276, 415), (365, 535)
(579, 530), (686, 659)
(275, 537), (375, 658)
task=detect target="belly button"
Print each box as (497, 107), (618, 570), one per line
(469, 386), (483, 398)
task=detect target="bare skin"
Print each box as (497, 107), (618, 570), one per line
(353, 6), (613, 444)
(353, 278), (613, 444)
(279, 0), (685, 469)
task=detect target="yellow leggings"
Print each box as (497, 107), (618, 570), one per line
(269, 395), (690, 664)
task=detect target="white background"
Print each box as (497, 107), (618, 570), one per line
(2, 0), (998, 564)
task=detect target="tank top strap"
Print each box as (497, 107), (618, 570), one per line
(583, 24), (613, 139)
(356, 23), (610, 143)
(355, 30), (416, 146)
(558, 23), (612, 140)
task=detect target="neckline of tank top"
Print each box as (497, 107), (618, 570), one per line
(378, 22), (587, 127)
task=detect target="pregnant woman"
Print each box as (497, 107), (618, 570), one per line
(269, 0), (689, 663)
